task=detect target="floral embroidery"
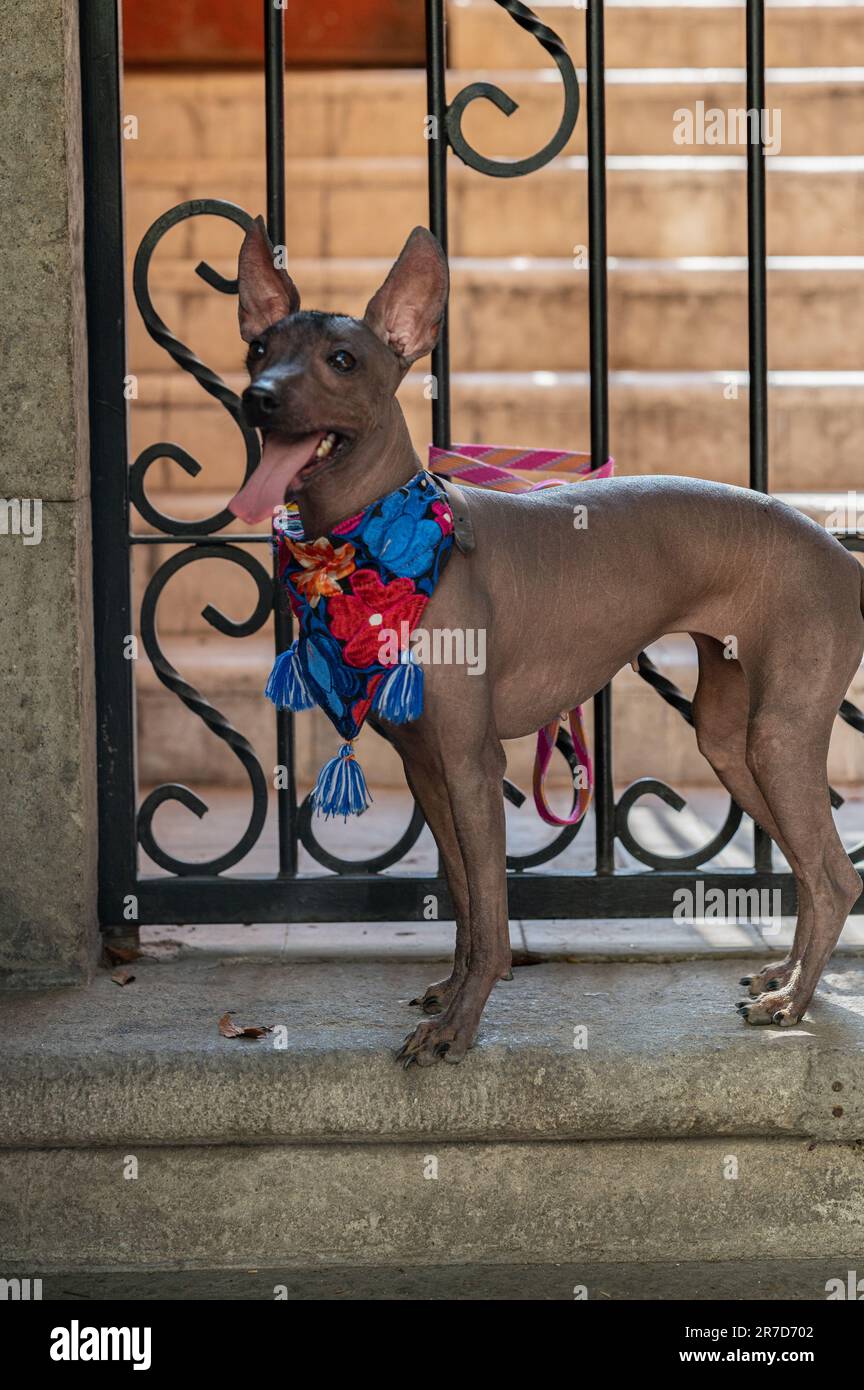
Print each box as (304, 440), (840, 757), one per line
(274, 471), (455, 741)
(329, 571), (428, 668)
(284, 536), (356, 606)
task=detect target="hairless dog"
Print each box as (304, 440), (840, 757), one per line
(229, 219), (864, 1067)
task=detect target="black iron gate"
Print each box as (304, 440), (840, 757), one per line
(81, 0), (864, 929)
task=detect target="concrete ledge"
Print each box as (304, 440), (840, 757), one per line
(23, 1259), (858, 1302)
(1, 958), (862, 1148)
(3, 1136), (864, 1270)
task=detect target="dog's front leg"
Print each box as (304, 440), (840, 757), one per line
(401, 756), (472, 1015)
(397, 734), (510, 1067)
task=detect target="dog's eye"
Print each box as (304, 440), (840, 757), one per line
(328, 349), (356, 373)
(249, 339), (266, 359)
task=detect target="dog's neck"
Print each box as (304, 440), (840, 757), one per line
(295, 398), (419, 537)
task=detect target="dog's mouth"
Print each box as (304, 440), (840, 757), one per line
(228, 428), (353, 523)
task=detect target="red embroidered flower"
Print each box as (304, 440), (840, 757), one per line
(283, 536), (355, 607)
(329, 569), (428, 668)
(332, 512), (364, 536)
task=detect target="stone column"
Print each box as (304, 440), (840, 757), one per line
(0, 0), (99, 985)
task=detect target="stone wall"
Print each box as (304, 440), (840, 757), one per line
(0, 0), (98, 986)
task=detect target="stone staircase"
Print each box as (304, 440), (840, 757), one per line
(124, 0), (864, 793)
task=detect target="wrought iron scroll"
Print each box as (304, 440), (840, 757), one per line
(130, 199), (274, 874)
(130, 200), (259, 536)
(137, 547), (272, 876)
(445, 0), (579, 177)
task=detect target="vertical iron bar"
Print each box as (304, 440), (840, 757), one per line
(586, 0), (614, 874)
(425, 0), (451, 885)
(746, 0), (772, 871)
(264, 0), (297, 875)
(425, 0), (452, 448)
(80, 0), (138, 928)
(746, 0), (768, 496)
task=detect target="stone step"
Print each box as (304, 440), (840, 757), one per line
(449, 0), (864, 70)
(129, 254), (864, 374)
(124, 154), (864, 267)
(132, 569), (864, 789)
(123, 68), (864, 162)
(128, 369), (864, 500)
(3, 958), (864, 1273)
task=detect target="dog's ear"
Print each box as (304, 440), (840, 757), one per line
(237, 215), (301, 342)
(363, 227), (449, 368)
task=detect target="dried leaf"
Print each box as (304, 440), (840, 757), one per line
(111, 970), (135, 987)
(218, 1011), (271, 1040)
(104, 944), (142, 966)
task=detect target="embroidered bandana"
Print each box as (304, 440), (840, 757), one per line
(266, 470), (455, 817)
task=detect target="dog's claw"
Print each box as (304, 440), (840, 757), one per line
(739, 976), (752, 986)
(395, 1032), (417, 1063)
(767, 978), (780, 991)
(772, 1010), (784, 1024)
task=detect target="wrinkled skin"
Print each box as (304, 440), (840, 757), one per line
(230, 218), (864, 1067)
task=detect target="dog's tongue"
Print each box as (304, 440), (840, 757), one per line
(228, 432), (325, 523)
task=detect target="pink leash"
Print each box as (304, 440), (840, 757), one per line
(533, 707), (593, 827)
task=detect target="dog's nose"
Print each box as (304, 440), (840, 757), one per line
(242, 383), (278, 419)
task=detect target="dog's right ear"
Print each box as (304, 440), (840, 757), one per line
(237, 215), (301, 343)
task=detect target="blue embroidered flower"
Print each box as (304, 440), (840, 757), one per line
(303, 631), (359, 721)
(361, 485), (444, 578)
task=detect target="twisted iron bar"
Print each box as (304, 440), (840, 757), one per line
(137, 547), (273, 875)
(446, 0), (579, 177)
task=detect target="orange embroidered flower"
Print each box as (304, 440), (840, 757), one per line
(285, 537), (355, 607)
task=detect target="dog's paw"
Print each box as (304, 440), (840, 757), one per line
(396, 1014), (476, 1068)
(739, 959), (796, 999)
(409, 975), (462, 1016)
(736, 986), (802, 1027)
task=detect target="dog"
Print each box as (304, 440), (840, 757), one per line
(229, 217), (864, 1066)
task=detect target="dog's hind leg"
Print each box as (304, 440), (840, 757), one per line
(691, 634), (809, 996)
(397, 728), (511, 1067)
(737, 666), (863, 1026)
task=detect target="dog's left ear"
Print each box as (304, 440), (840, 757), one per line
(237, 214), (301, 343)
(364, 227), (449, 368)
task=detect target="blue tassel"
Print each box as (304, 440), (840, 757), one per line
(312, 743), (372, 820)
(264, 640), (315, 711)
(373, 648), (424, 724)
